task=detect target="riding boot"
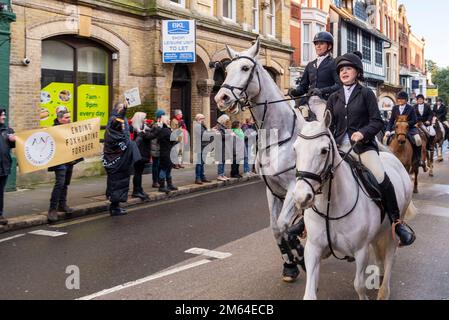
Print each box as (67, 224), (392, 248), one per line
(380, 174), (416, 246)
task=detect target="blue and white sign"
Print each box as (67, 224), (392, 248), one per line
(162, 20), (196, 63)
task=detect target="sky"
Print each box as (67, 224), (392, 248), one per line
(398, 1), (449, 68)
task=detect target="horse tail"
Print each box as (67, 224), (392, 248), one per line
(404, 201), (418, 221)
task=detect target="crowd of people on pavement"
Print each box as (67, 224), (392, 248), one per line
(0, 101), (258, 224)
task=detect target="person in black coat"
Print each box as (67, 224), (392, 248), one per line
(385, 91), (425, 169)
(130, 112), (160, 200)
(414, 94), (435, 150)
(433, 98), (447, 123)
(47, 107), (83, 222)
(290, 31), (341, 105)
(327, 51), (415, 247)
(0, 108), (15, 226)
(157, 115), (179, 193)
(103, 101), (141, 216)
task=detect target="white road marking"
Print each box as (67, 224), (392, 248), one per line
(28, 230), (67, 237)
(185, 248), (232, 260)
(77, 259), (212, 300)
(0, 234), (26, 243)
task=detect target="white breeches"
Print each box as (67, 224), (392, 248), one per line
(414, 134), (422, 147)
(422, 124), (436, 137)
(340, 144), (386, 183)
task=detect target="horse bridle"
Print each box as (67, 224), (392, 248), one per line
(220, 56), (261, 111)
(295, 131), (335, 196)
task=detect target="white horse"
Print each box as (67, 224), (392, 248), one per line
(215, 39), (326, 281)
(288, 111), (417, 300)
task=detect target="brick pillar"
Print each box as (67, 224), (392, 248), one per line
(196, 79), (215, 128)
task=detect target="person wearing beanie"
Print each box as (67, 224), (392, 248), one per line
(327, 51), (416, 247)
(0, 108), (16, 226)
(103, 101), (141, 216)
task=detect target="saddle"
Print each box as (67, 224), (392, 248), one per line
(339, 151), (386, 223)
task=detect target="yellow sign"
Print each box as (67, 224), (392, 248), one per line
(40, 82), (74, 127)
(427, 88), (439, 97)
(15, 118), (101, 174)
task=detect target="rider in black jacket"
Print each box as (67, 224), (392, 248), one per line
(327, 51), (415, 247)
(290, 31), (341, 104)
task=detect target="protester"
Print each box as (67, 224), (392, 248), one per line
(241, 118), (257, 176)
(231, 121), (244, 178)
(171, 109), (188, 169)
(103, 101), (141, 216)
(131, 112), (159, 200)
(193, 114), (212, 185)
(150, 109), (165, 188)
(47, 107), (83, 222)
(214, 114), (231, 181)
(0, 108), (15, 225)
(157, 115), (179, 193)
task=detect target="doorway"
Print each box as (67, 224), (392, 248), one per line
(171, 64), (191, 132)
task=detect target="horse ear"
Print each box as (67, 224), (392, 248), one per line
(226, 45), (238, 59)
(247, 37), (261, 58)
(323, 109), (332, 129)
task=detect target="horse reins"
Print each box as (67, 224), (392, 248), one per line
(296, 131), (360, 262)
(220, 56), (315, 201)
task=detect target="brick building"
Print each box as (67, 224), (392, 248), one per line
(6, 0), (294, 183)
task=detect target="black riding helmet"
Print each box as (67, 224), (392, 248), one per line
(335, 51), (364, 79)
(397, 91), (409, 101)
(313, 31), (334, 46)
(416, 94), (425, 100)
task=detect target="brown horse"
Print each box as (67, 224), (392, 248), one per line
(416, 121), (429, 172)
(388, 115), (420, 193)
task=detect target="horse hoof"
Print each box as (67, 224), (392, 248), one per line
(282, 263), (300, 283)
(413, 189), (418, 194)
(282, 276), (298, 283)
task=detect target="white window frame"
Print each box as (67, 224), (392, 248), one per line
(252, 0), (259, 33)
(169, 0), (186, 8)
(302, 23), (312, 65)
(266, 0), (276, 37)
(223, 0), (237, 22)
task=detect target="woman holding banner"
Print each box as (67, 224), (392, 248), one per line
(0, 108), (15, 226)
(103, 101), (141, 216)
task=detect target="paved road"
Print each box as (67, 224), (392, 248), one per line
(1, 151), (449, 300)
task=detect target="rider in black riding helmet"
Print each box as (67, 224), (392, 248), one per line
(289, 31), (341, 104)
(327, 51), (416, 247)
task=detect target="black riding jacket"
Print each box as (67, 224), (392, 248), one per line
(294, 55), (341, 100)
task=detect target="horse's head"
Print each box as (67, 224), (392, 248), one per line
(395, 115), (409, 145)
(214, 38), (261, 114)
(292, 110), (334, 210)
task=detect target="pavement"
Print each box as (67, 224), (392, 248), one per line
(0, 164), (259, 234)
